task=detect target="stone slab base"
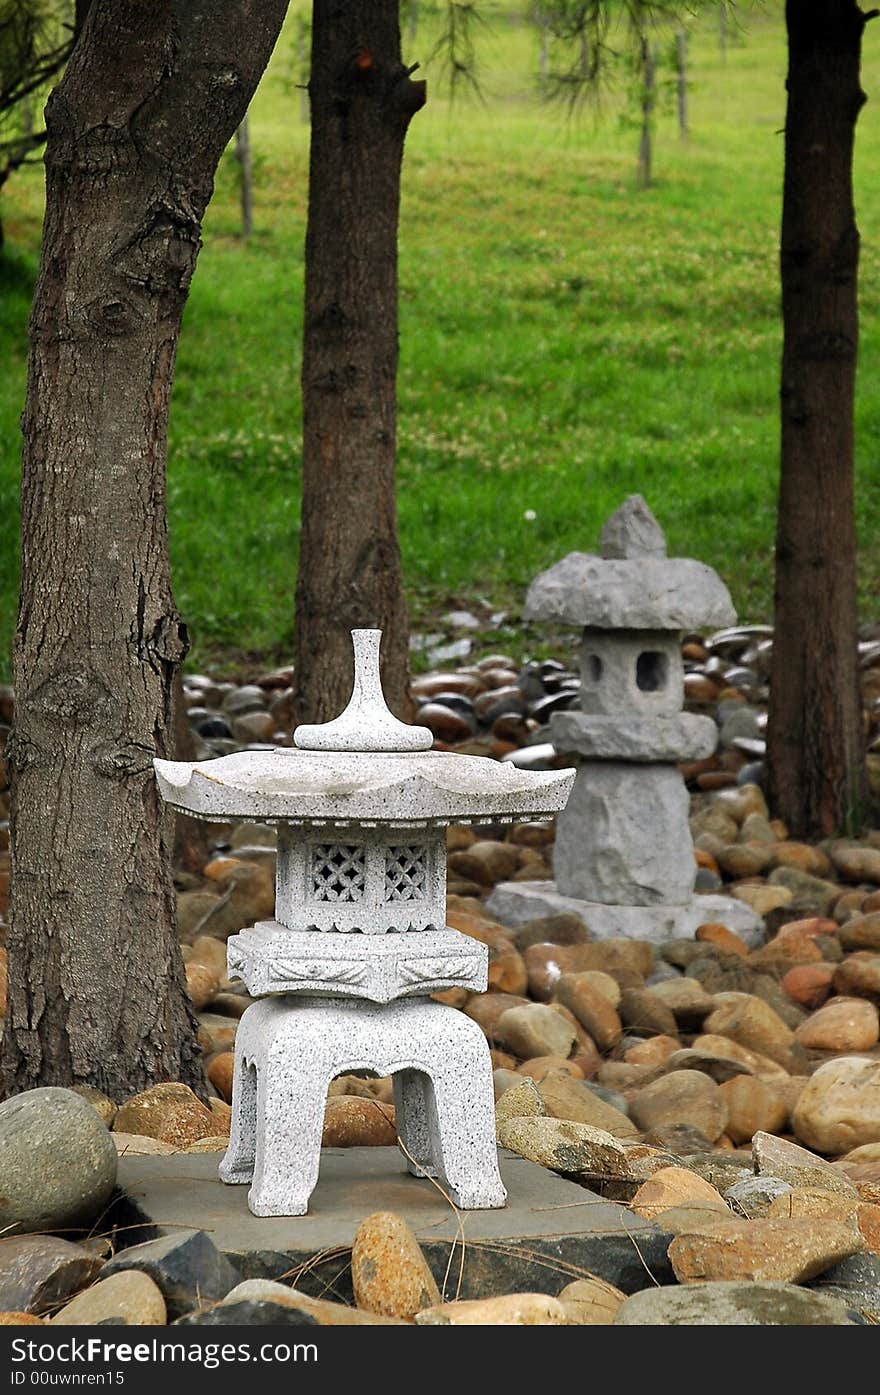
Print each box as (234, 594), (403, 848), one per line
(115, 1147), (672, 1299)
(486, 880), (765, 946)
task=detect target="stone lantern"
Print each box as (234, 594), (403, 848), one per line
(154, 629), (573, 1217)
(488, 496), (762, 943)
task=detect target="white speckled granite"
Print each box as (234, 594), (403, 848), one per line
(227, 922), (488, 1001)
(220, 995), (507, 1216)
(152, 747), (572, 827)
(155, 628), (573, 1216)
(273, 824), (447, 934)
(154, 627), (572, 828)
(294, 629), (434, 752)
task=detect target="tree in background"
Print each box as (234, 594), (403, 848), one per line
(2, 0), (288, 1099)
(293, 0), (425, 724)
(294, 4), (310, 122)
(0, 0), (78, 251)
(234, 114), (253, 240)
(526, 1), (873, 835)
(767, 0), (874, 838)
(530, 1), (683, 187)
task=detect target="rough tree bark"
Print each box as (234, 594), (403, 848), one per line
(2, 0), (288, 1099)
(293, 0), (425, 725)
(767, 0), (872, 839)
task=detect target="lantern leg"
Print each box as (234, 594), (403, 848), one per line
(419, 1015), (507, 1210)
(219, 1049), (257, 1185)
(394, 1068), (440, 1178)
(248, 1059), (327, 1218)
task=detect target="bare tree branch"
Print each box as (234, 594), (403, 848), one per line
(426, 1), (490, 104)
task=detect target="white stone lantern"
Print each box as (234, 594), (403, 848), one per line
(154, 629), (573, 1216)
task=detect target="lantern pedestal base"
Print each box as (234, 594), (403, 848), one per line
(226, 922), (488, 1002)
(221, 994), (507, 1217)
(486, 880), (766, 946)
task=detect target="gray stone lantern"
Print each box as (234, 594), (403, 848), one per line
(488, 497), (762, 943)
(154, 629), (573, 1216)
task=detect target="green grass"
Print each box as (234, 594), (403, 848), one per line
(2, 2), (880, 680)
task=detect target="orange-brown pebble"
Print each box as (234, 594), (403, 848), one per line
(113, 1083), (219, 1148)
(207, 1052), (235, 1103)
(750, 936), (823, 968)
(694, 923), (749, 958)
(629, 1166), (727, 1220)
(685, 674), (723, 703)
(432, 988), (469, 1008)
(446, 910), (527, 996)
(624, 1035), (680, 1067)
(694, 849), (720, 876)
(185, 962), (219, 1012)
(322, 1097), (397, 1147)
(775, 918), (839, 942)
(517, 1055), (585, 1082)
(782, 964), (835, 1009)
(857, 1202), (880, 1256)
(509, 823), (555, 848)
(718, 1076), (788, 1145)
(203, 856), (244, 881)
(569, 1046), (602, 1079)
(351, 1212), (440, 1319)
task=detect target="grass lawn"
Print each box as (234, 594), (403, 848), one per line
(1, 1), (879, 680)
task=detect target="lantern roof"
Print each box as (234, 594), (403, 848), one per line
(154, 629), (573, 827)
(524, 495), (736, 631)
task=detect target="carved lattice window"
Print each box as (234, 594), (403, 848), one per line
(385, 845), (428, 901)
(311, 845), (366, 901)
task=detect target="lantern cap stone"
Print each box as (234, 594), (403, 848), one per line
(524, 498), (736, 631)
(600, 494), (667, 559)
(294, 629), (433, 753)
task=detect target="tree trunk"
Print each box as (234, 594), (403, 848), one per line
(293, 0), (424, 725)
(537, 9), (549, 93)
(677, 28), (688, 139)
(2, 0), (288, 1101)
(767, 0), (872, 839)
(637, 38), (656, 189)
(296, 14), (310, 124)
(235, 113), (253, 239)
